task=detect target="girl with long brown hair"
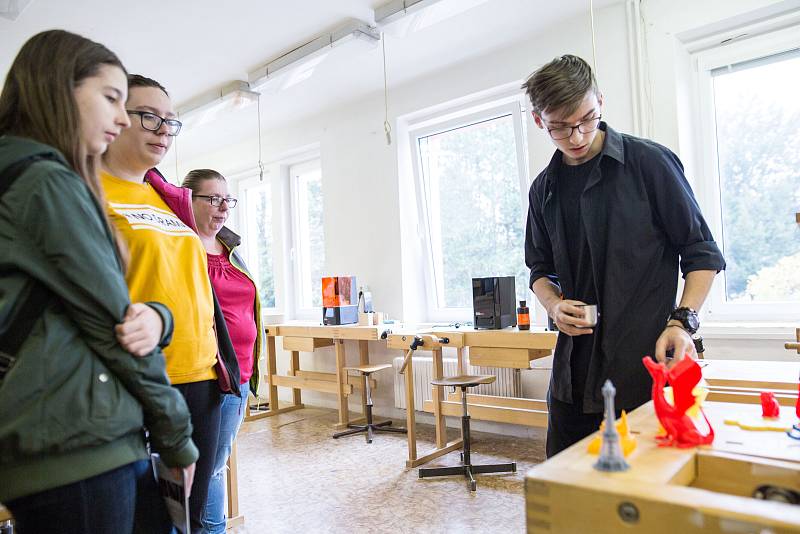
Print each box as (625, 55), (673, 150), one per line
(0, 30), (197, 533)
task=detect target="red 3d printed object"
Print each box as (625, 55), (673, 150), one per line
(642, 355), (714, 448)
(760, 391), (781, 419)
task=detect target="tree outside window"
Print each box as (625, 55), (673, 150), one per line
(417, 111), (529, 310)
(712, 50), (800, 303)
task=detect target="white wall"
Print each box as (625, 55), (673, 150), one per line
(175, 0), (797, 430)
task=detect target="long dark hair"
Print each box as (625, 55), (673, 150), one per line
(0, 29), (129, 266)
(0, 29), (126, 203)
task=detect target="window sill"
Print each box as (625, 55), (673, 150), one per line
(700, 322), (797, 340)
(262, 312), (286, 325)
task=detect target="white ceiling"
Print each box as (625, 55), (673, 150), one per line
(1, 0), (620, 161)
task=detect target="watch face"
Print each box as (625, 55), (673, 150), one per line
(671, 308), (699, 333)
(686, 312), (700, 332)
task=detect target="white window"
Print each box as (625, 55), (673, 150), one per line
(289, 159), (326, 314)
(409, 97), (530, 322)
(237, 175), (278, 311)
(692, 26), (800, 322)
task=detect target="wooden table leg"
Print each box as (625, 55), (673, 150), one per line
(404, 349), (417, 466)
(432, 347), (447, 449)
(226, 440), (239, 519)
(267, 336), (278, 411)
(225, 440), (244, 529)
(335, 339), (349, 428)
(290, 350), (302, 406)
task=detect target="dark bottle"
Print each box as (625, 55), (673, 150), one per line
(517, 300), (530, 330)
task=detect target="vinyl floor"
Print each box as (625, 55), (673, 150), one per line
(230, 406), (547, 533)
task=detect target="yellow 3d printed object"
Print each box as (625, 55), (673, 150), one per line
(587, 410), (637, 457)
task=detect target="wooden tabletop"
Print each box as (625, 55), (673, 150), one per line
(526, 401), (800, 532)
(386, 326), (558, 350)
(534, 401), (798, 473)
(264, 321), (398, 340)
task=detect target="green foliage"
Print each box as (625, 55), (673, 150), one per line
(254, 188), (276, 308)
(421, 114), (528, 308)
(304, 175), (326, 307)
(744, 252), (800, 301)
(715, 69), (800, 302)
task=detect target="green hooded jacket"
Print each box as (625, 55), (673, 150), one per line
(0, 136), (198, 502)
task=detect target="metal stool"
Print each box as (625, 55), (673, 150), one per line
(332, 364), (406, 443)
(419, 375), (517, 491)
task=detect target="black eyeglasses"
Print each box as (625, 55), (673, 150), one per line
(127, 110), (182, 136)
(193, 195), (237, 208)
(546, 115), (602, 140)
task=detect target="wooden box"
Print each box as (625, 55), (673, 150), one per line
(525, 401), (800, 533)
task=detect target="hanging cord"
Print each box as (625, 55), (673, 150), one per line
(382, 32), (392, 145)
(589, 0), (599, 77)
(257, 92), (265, 181)
(637, 0), (655, 138)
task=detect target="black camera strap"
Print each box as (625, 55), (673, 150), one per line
(0, 154), (58, 381)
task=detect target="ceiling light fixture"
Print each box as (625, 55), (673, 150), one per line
(375, 0), (491, 36)
(177, 80), (259, 130)
(248, 18), (380, 93)
(0, 0), (33, 21)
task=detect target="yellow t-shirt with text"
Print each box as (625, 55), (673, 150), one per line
(101, 171), (217, 384)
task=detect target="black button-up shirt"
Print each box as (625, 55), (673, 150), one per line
(525, 123), (725, 413)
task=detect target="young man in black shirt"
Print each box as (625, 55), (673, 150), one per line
(522, 55), (726, 457)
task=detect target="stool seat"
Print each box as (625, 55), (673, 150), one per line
(343, 363), (393, 374)
(430, 375), (496, 388)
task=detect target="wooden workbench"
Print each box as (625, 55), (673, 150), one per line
(388, 327), (557, 467)
(525, 401), (800, 533)
(702, 359), (800, 406)
(256, 322), (393, 429)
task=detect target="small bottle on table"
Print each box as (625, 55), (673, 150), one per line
(517, 300), (530, 331)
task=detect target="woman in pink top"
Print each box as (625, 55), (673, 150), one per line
(182, 169), (264, 534)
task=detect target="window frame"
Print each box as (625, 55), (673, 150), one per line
(288, 157), (325, 319)
(236, 172), (282, 315)
(408, 95), (530, 323)
(691, 25), (800, 323)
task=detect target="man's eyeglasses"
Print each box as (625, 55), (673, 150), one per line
(127, 110), (183, 136)
(193, 195), (237, 208)
(546, 115), (602, 140)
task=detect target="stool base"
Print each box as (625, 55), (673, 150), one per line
(419, 461), (516, 491)
(333, 420), (407, 444)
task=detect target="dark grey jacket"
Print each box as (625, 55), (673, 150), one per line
(525, 123), (725, 412)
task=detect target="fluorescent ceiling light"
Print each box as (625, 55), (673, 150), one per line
(0, 0), (33, 20)
(248, 18), (380, 93)
(375, 0), (491, 36)
(177, 80), (259, 130)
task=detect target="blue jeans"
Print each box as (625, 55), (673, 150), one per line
(201, 382), (248, 534)
(6, 459), (172, 534)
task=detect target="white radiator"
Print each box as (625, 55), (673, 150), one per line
(392, 356), (521, 410)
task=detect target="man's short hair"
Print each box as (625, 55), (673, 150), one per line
(128, 74), (169, 97)
(521, 55), (599, 117)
